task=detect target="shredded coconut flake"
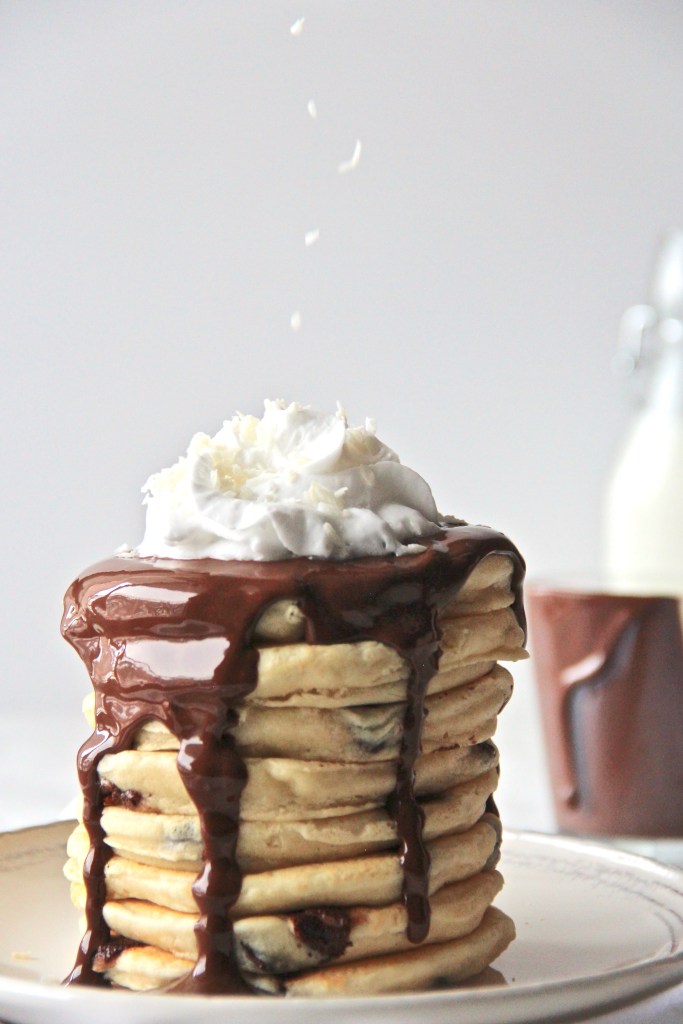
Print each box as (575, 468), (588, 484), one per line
(307, 99), (318, 119)
(338, 139), (362, 174)
(290, 311), (302, 331)
(304, 228), (320, 247)
(290, 17), (305, 36)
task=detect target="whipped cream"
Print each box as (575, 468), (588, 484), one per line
(136, 401), (443, 561)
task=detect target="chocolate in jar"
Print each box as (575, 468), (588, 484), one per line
(528, 583), (683, 838)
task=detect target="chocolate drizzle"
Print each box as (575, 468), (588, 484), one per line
(62, 525), (525, 993)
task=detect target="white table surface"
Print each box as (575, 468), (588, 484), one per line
(2, 662), (682, 1022)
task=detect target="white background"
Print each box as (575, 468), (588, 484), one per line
(1, 1), (683, 831)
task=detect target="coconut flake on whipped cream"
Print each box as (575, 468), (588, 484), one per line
(136, 401), (443, 561)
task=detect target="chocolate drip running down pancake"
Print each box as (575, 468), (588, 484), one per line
(62, 524), (525, 995)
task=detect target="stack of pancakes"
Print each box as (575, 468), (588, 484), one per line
(64, 552), (525, 995)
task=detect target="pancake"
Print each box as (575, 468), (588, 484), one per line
(82, 662), (511, 759)
(96, 739), (500, 821)
(250, 553), (517, 643)
(86, 768), (497, 873)
(66, 819), (501, 917)
(97, 872), (503, 971)
(248, 907), (516, 996)
(98, 906), (515, 995)
(248, 609), (525, 708)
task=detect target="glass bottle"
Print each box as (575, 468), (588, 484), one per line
(603, 229), (683, 593)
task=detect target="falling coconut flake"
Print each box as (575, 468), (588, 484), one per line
(338, 139), (362, 174)
(305, 228), (320, 247)
(290, 311), (302, 331)
(290, 17), (305, 36)
(307, 99), (318, 119)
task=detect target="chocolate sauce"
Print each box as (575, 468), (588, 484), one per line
(62, 525), (525, 993)
(528, 586), (683, 837)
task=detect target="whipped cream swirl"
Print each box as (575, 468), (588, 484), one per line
(136, 401), (443, 561)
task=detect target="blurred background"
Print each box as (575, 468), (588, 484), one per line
(1, 0), (683, 829)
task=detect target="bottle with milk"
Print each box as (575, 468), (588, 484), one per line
(604, 229), (683, 593)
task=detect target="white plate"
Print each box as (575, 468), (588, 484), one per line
(1, 822), (683, 1024)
